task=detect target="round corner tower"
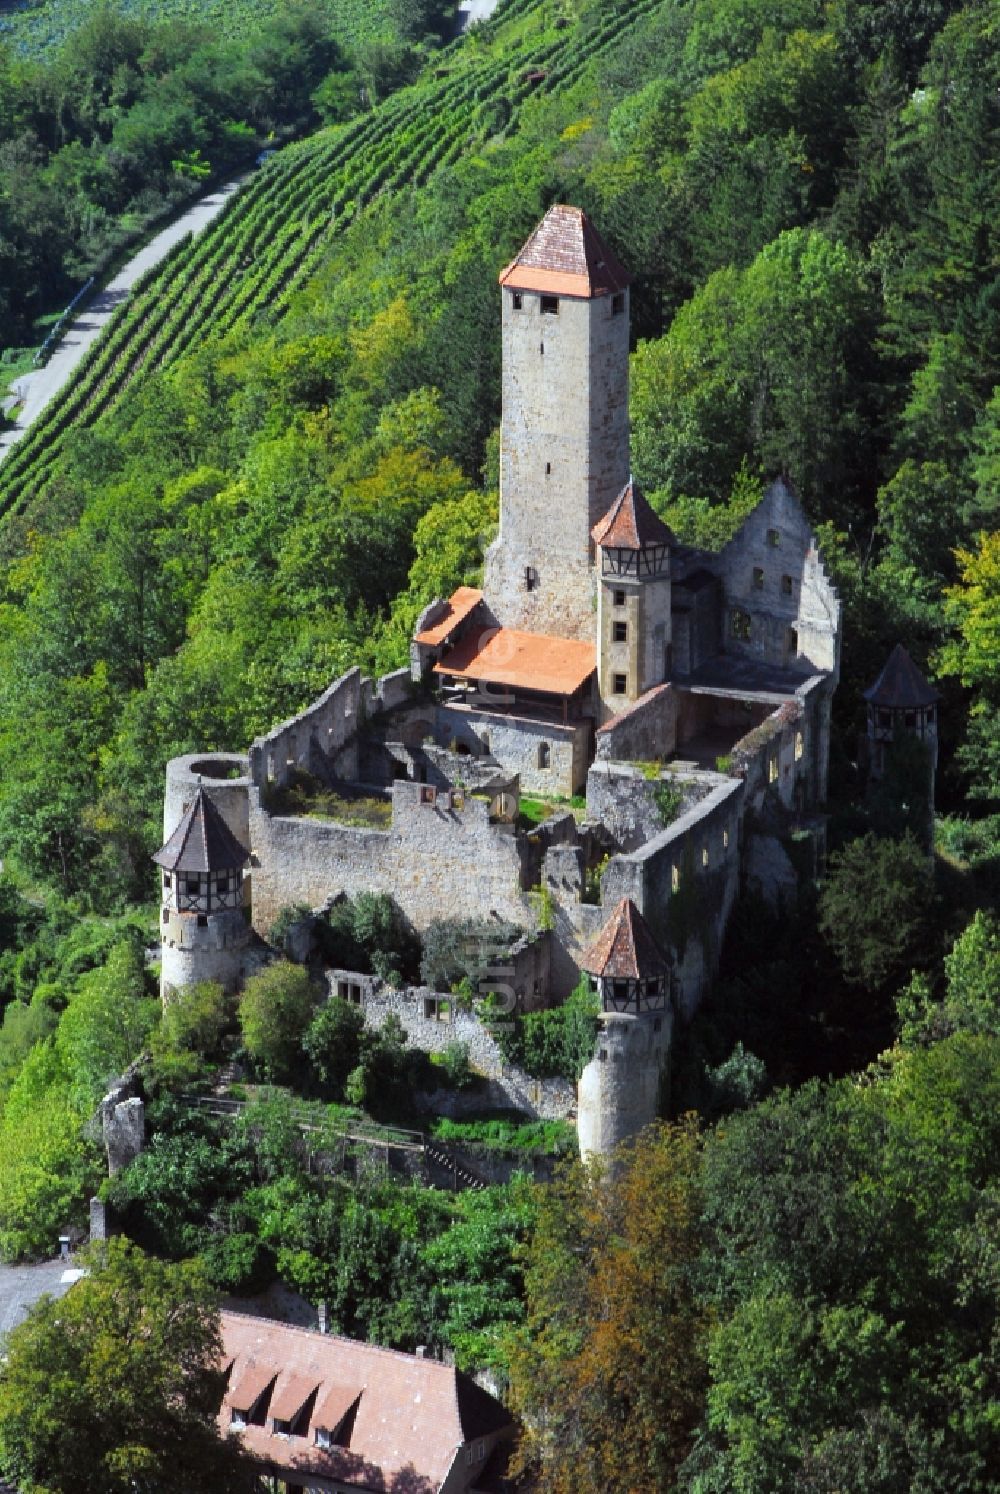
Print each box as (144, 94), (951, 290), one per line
(154, 756), (252, 1002)
(575, 897), (673, 1161)
(484, 204), (631, 641)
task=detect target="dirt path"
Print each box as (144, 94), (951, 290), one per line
(0, 175), (245, 461)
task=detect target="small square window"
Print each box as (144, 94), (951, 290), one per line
(753, 567), (765, 589)
(540, 294), (559, 314)
(768, 528), (781, 547)
(612, 620), (628, 643)
(612, 673), (627, 694)
(613, 589), (626, 607)
(612, 292), (625, 315)
(512, 291), (523, 310)
(782, 574), (793, 595)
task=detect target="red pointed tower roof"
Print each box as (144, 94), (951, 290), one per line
(498, 204), (630, 299)
(863, 644), (940, 709)
(591, 477), (673, 551)
(580, 898), (671, 981)
(153, 786), (250, 873)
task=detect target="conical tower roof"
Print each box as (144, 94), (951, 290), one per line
(153, 786), (250, 873)
(863, 644), (940, 709)
(580, 898), (671, 981)
(591, 477), (673, 551)
(498, 204), (630, 299)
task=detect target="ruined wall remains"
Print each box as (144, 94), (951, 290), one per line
(594, 683), (677, 764)
(597, 775), (745, 1018)
(436, 702), (591, 797)
(249, 779), (533, 939)
(715, 478), (841, 678)
(354, 983), (575, 1121)
(586, 761), (715, 853)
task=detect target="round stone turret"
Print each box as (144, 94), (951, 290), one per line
(576, 898), (673, 1161)
(154, 783), (252, 1001)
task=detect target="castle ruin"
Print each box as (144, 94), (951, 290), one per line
(154, 205), (842, 1158)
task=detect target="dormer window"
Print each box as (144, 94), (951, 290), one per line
(540, 294), (559, 314)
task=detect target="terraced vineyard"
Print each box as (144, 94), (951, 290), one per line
(0, 0), (664, 521)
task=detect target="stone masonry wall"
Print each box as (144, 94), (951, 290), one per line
(485, 286), (630, 641)
(594, 683), (678, 763)
(715, 478), (841, 679)
(436, 702), (591, 797)
(586, 760), (715, 852)
(248, 779), (534, 939)
(351, 983), (576, 1121)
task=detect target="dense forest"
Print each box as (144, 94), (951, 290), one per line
(0, 0), (999, 1489)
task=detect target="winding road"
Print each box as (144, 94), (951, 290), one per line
(0, 175), (245, 462)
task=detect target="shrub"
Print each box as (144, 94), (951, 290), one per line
(302, 996), (365, 1097)
(420, 916), (524, 992)
(238, 961), (318, 1083)
(496, 978), (600, 1081)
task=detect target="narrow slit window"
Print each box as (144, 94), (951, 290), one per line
(753, 566), (765, 590)
(612, 292), (625, 315)
(781, 574), (793, 596)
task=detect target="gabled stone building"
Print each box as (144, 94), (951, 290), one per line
(155, 205), (843, 1155)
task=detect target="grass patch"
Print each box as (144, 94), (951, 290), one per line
(519, 793), (586, 827)
(266, 771), (392, 828)
(430, 1114), (577, 1156)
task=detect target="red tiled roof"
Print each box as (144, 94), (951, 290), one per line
(219, 1312), (511, 1492)
(580, 897), (670, 980)
(269, 1369), (322, 1424)
(434, 626), (596, 697)
(499, 204), (630, 298)
(414, 587), (484, 647)
(591, 478), (674, 551)
(153, 786), (250, 873)
(863, 643), (940, 709)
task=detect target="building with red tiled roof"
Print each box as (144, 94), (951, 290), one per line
(580, 897), (671, 1014)
(219, 1311), (513, 1494)
(498, 203), (630, 300)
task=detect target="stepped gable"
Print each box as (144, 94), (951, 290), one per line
(153, 785), (249, 872)
(863, 643), (940, 709)
(580, 897), (670, 980)
(499, 203), (631, 298)
(591, 476), (674, 551)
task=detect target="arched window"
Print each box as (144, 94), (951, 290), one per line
(538, 742), (551, 770)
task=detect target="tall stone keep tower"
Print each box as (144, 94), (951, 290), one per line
(484, 205), (631, 642)
(592, 478), (673, 719)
